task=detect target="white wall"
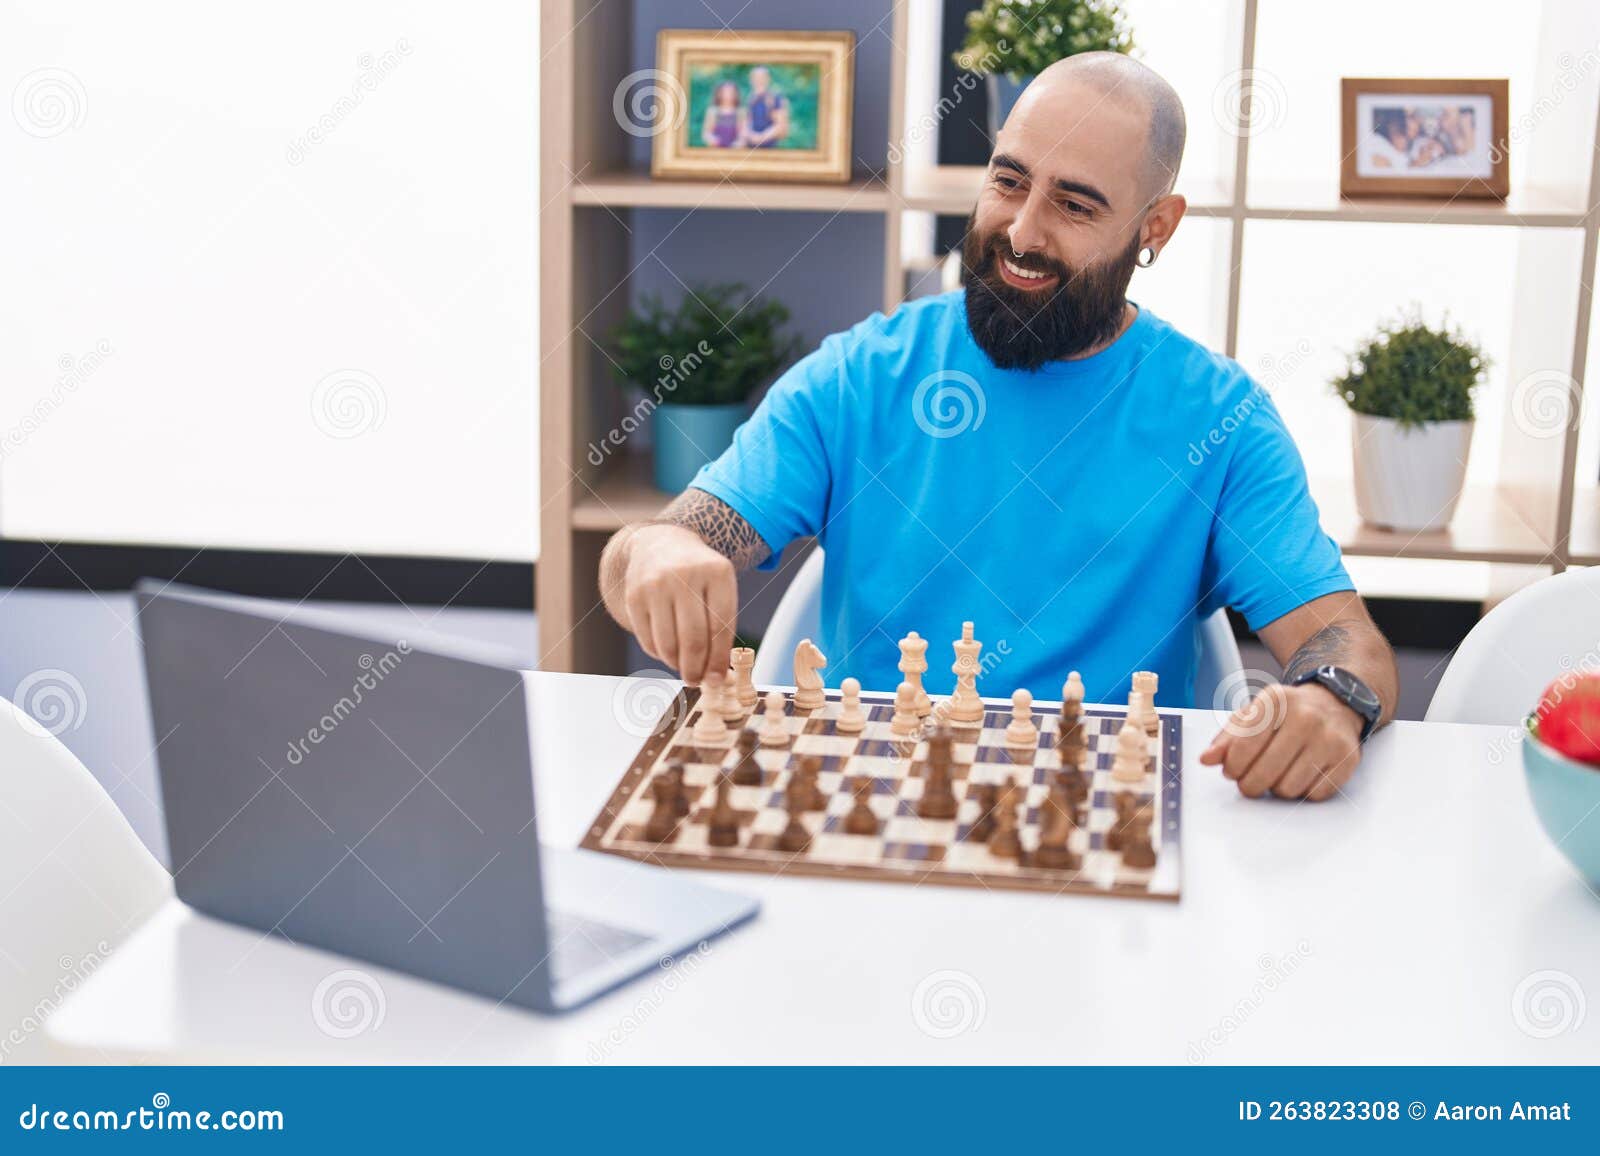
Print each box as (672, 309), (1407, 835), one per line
(1, 1), (539, 561)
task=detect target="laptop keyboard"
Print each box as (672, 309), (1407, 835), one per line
(546, 908), (652, 981)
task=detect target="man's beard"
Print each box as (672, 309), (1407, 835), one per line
(960, 216), (1140, 371)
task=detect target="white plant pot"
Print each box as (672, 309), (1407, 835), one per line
(1351, 413), (1473, 533)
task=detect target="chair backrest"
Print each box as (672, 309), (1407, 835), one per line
(1426, 568), (1600, 725)
(751, 546), (1245, 708)
(0, 697), (171, 1061)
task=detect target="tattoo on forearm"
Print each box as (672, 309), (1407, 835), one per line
(1282, 623), (1354, 684)
(654, 487), (772, 570)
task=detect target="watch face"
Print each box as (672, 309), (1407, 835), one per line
(1324, 665), (1380, 712)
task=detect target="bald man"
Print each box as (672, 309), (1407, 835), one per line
(601, 54), (1399, 802)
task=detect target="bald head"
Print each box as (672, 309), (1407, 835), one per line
(1012, 52), (1186, 199)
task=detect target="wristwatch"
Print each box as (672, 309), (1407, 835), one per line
(1289, 664), (1382, 743)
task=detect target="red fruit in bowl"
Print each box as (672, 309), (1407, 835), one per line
(1535, 673), (1600, 765)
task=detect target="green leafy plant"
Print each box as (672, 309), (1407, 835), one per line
(608, 283), (802, 407)
(955, 0), (1134, 82)
(1331, 311), (1488, 428)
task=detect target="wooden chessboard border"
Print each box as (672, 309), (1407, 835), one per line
(582, 686), (1184, 901)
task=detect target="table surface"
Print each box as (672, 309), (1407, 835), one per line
(46, 672), (1600, 1064)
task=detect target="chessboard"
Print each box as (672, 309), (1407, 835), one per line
(582, 685), (1183, 901)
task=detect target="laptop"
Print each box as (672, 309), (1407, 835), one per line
(135, 581), (758, 1013)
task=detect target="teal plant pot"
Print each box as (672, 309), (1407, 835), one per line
(1522, 717), (1600, 886)
(652, 402), (748, 493)
(986, 73), (1034, 138)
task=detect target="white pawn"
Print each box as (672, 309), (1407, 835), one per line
(759, 689), (789, 746)
(1062, 671), (1085, 706)
(890, 681), (921, 736)
(836, 677), (866, 734)
(718, 669), (746, 721)
(1110, 718), (1148, 782)
(693, 681), (732, 744)
(1004, 688), (1038, 748)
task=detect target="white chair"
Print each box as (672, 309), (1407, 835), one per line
(751, 546), (1244, 706)
(1426, 568), (1600, 725)
(0, 697), (171, 1062)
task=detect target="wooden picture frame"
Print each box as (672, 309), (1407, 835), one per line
(1340, 78), (1509, 200)
(649, 29), (855, 184)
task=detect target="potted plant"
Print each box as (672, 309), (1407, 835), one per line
(609, 283), (801, 493)
(1332, 311), (1487, 533)
(955, 0), (1135, 139)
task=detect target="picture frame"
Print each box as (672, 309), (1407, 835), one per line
(649, 29), (855, 184)
(1340, 78), (1509, 201)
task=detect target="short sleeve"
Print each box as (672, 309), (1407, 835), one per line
(1199, 390), (1354, 630)
(688, 342), (838, 571)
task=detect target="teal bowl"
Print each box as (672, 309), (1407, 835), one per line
(1522, 717), (1600, 885)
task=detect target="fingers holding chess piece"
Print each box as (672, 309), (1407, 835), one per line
(837, 676), (867, 734)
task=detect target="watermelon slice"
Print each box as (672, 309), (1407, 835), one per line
(1535, 672), (1600, 765)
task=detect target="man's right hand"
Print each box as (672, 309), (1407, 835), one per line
(617, 524), (738, 685)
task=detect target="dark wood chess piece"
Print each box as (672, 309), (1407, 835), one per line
(1031, 785), (1080, 870)
(966, 781), (998, 843)
(730, 727), (762, 786)
(790, 755), (825, 811)
(707, 776), (741, 848)
(917, 723), (959, 819)
(777, 795), (812, 853)
(987, 779), (1022, 859)
(843, 775), (879, 835)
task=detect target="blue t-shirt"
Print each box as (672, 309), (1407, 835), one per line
(691, 292), (1352, 706)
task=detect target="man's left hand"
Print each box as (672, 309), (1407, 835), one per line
(1198, 682), (1364, 801)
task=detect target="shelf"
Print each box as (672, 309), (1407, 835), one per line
(900, 165), (1234, 217)
(1312, 477), (1557, 565)
(571, 455), (674, 531)
(569, 170), (892, 213)
(1245, 181), (1591, 228)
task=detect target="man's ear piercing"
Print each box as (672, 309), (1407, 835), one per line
(1137, 245), (1157, 268)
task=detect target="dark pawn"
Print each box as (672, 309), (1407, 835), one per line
(1032, 785), (1080, 870)
(644, 771), (679, 843)
(843, 775), (879, 835)
(730, 727), (762, 786)
(987, 779), (1022, 859)
(1121, 817), (1157, 869)
(790, 755), (825, 811)
(664, 760), (691, 817)
(917, 724), (959, 819)
(707, 777), (741, 848)
(778, 795), (812, 853)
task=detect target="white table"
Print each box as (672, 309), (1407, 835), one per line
(45, 673), (1600, 1064)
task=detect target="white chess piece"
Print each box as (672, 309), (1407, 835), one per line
(947, 622), (984, 723)
(898, 632), (932, 716)
(759, 689), (789, 746)
(693, 681), (732, 744)
(718, 669), (746, 721)
(1004, 688), (1038, 748)
(1110, 719), (1148, 782)
(793, 638), (827, 710)
(731, 646), (758, 709)
(890, 681), (921, 736)
(1132, 670), (1159, 735)
(836, 676), (866, 734)
(1062, 670), (1085, 706)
